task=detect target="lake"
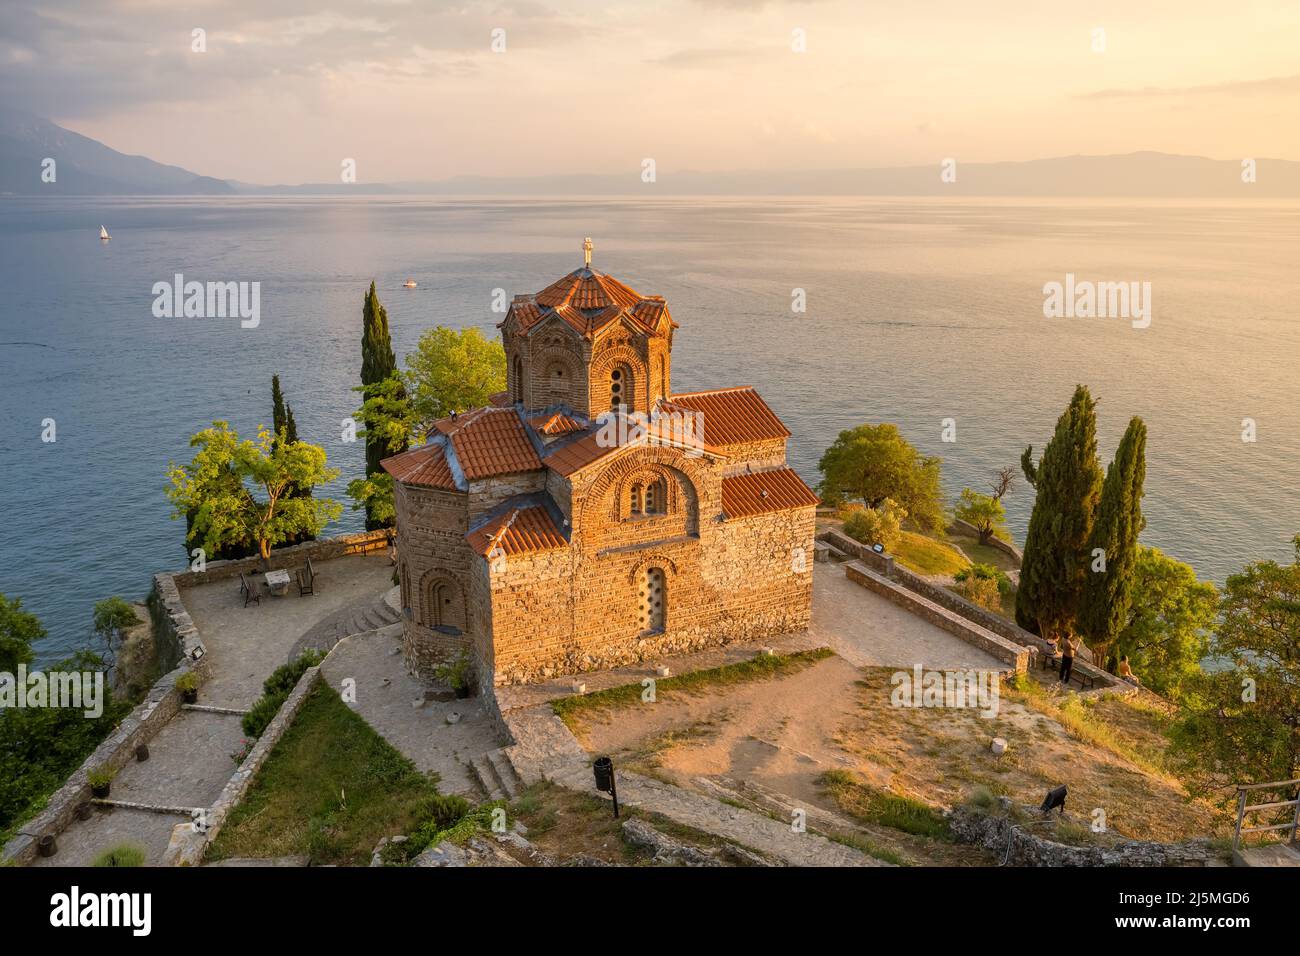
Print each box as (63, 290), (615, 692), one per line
(2, 196), (1298, 662)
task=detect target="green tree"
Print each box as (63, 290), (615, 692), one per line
(92, 596), (139, 669)
(954, 488), (1007, 545)
(1078, 417), (1147, 663)
(842, 499), (907, 552)
(166, 421), (343, 560)
(405, 326), (506, 433)
(1116, 546), (1216, 700)
(1169, 537), (1300, 792)
(346, 375), (418, 524)
(0, 593), (42, 674)
(817, 424), (945, 534)
(1015, 385), (1104, 639)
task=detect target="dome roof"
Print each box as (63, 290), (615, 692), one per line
(505, 258), (675, 341)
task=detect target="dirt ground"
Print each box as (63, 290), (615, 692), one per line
(573, 653), (1222, 858)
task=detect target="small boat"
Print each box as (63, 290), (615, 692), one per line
(99, 225), (111, 241)
(403, 279), (417, 289)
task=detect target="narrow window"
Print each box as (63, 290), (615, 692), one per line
(638, 567), (666, 633)
(630, 483), (643, 515)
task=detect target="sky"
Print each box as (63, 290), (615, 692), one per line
(4, 0), (1300, 184)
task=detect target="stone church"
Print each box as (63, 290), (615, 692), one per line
(383, 241), (818, 690)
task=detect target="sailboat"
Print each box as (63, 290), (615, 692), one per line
(99, 225), (111, 241)
(403, 278), (417, 288)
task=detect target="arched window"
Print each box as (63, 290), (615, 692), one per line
(638, 567), (666, 633)
(512, 356), (525, 404)
(610, 364), (632, 412)
(643, 478), (666, 515)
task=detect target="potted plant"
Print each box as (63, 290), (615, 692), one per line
(435, 651), (474, 699)
(176, 671), (199, 704)
(88, 766), (116, 799)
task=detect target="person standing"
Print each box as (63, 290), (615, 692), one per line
(1058, 635), (1079, 685)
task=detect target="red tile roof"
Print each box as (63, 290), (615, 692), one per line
(433, 407), (541, 480)
(721, 468), (819, 519)
(467, 505), (568, 557)
(380, 443), (457, 490)
(507, 268), (675, 341)
(488, 390), (512, 408)
(529, 412), (587, 437)
(661, 387), (791, 447)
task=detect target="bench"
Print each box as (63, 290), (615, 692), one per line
(297, 556), (317, 596)
(239, 572), (261, 608)
(1038, 651), (1097, 689)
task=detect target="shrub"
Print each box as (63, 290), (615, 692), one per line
(951, 574), (1002, 612)
(955, 562), (1013, 596)
(93, 844), (145, 867)
(263, 649), (324, 698)
(175, 671), (199, 693)
(434, 650), (472, 691)
(87, 766), (116, 789)
(242, 693), (285, 739)
(842, 498), (906, 553)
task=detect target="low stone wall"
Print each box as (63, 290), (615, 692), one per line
(821, 529), (1116, 687)
(163, 666), (322, 866)
(949, 802), (1212, 866)
(947, 518), (1024, 563)
(166, 530), (391, 588)
(1, 663), (202, 865)
(149, 573), (205, 672)
(845, 562), (1028, 672)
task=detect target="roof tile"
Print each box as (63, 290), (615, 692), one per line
(661, 387), (791, 447)
(434, 407), (542, 480)
(467, 505), (568, 557)
(721, 468), (819, 519)
(381, 443), (457, 490)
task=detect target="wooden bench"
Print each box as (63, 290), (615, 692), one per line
(1038, 651), (1097, 689)
(297, 556), (317, 596)
(239, 572), (261, 608)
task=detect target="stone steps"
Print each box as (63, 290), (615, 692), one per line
(469, 748), (523, 802)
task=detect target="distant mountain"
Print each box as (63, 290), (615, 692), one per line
(4, 109), (1298, 198)
(0, 108), (234, 196)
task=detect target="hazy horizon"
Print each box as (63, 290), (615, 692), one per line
(5, 0), (1300, 185)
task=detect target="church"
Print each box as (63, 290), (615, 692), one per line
(382, 240), (818, 690)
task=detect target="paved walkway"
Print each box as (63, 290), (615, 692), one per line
(35, 555), (394, 867)
(807, 563), (1005, 670)
(319, 624), (505, 797)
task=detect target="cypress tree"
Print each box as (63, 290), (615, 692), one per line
(271, 374), (288, 443)
(1078, 417), (1147, 665)
(285, 403), (299, 445)
(360, 281), (403, 529)
(1015, 385), (1104, 639)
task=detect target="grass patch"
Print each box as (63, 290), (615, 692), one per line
(92, 844), (145, 867)
(819, 769), (950, 839)
(552, 648), (834, 732)
(892, 531), (971, 577)
(207, 682), (444, 866)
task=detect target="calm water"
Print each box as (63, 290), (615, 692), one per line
(2, 197), (1299, 662)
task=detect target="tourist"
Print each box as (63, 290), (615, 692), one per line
(1058, 636), (1079, 685)
(1118, 655), (1140, 685)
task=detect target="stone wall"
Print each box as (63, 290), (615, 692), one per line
(163, 666), (321, 866)
(948, 801), (1212, 866)
(2, 664), (200, 865)
(845, 562), (1028, 672)
(821, 529), (1116, 686)
(166, 529), (391, 588)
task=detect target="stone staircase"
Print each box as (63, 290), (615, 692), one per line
(290, 591), (403, 659)
(469, 748), (524, 802)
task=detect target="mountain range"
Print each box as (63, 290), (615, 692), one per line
(5, 108), (1300, 198)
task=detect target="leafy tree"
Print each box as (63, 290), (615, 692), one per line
(1116, 546), (1216, 700)
(954, 488), (1007, 545)
(0, 593), (41, 674)
(405, 326), (506, 434)
(817, 424), (945, 533)
(346, 472), (396, 528)
(166, 421), (343, 560)
(1078, 417), (1147, 663)
(346, 375), (418, 523)
(92, 597), (139, 669)
(1015, 385), (1104, 639)
(1169, 537), (1300, 792)
(842, 499), (906, 552)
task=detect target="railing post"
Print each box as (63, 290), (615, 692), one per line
(1233, 789), (1247, 853)
(1291, 785), (1300, 846)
